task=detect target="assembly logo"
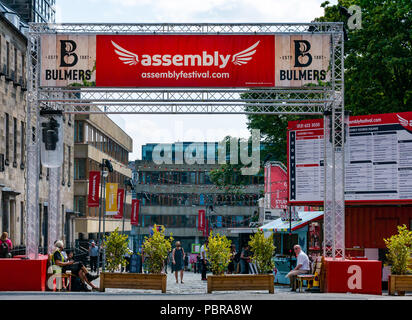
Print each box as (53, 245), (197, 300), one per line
(111, 40), (260, 69)
(44, 40), (93, 82)
(279, 39), (328, 82)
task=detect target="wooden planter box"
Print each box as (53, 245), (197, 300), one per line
(100, 272), (167, 293)
(388, 275), (412, 296)
(207, 274), (274, 294)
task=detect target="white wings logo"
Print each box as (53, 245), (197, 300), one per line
(397, 114), (412, 127)
(112, 41), (139, 65)
(111, 40), (260, 68)
(232, 41), (260, 65)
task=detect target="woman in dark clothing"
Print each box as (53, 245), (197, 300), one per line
(227, 244), (237, 274)
(172, 241), (185, 284)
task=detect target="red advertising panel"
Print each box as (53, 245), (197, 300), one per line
(264, 163), (288, 209)
(130, 199), (140, 226)
(288, 112), (412, 205)
(114, 188), (124, 219)
(87, 171), (100, 207)
(96, 35), (275, 87)
(198, 209), (206, 231)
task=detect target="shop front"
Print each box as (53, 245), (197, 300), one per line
(260, 211), (323, 284)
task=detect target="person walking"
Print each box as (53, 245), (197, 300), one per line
(0, 232), (12, 258)
(286, 245), (310, 291)
(88, 241), (98, 273)
(227, 244), (237, 274)
(240, 245), (251, 274)
(172, 241), (185, 284)
(200, 239), (208, 281)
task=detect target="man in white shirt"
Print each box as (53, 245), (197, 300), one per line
(286, 245), (310, 291)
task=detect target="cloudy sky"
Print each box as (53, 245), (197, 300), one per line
(56, 0), (336, 160)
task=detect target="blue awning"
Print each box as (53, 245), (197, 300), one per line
(259, 211), (323, 233)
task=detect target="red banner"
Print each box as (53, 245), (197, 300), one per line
(198, 209), (205, 231)
(87, 171), (100, 207)
(114, 188), (124, 219)
(130, 199), (140, 226)
(264, 163), (288, 209)
(96, 35), (275, 88)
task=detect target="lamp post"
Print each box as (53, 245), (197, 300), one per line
(123, 178), (134, 235)
(96, 159), (113, 275)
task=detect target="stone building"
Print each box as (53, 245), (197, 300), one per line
(0, 2), (74, 252)
(73, 110), (133, 243)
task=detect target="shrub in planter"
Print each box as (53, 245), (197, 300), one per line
(207, 231), (232, 275)
(249, 230), (275, 274)
(102, 227), (132, 273)
(384, 224), (412, 275)
(141, 225), (173, 274)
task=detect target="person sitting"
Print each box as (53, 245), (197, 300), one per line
(285, 245), (310, 291)
(52, 240), (99, 292)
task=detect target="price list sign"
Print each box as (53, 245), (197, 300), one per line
(288, 112), (412, 204)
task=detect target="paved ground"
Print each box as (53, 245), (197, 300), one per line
(1, 271), (411, 300)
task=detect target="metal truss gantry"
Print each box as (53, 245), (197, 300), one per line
(26, 22), (345, 259)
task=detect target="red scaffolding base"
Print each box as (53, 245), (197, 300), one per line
(0, 255), (48, 291)
(324, 258), (382, 295)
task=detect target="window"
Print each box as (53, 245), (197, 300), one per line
(13, 117), (17, 166)
(20, 121), (24, 168)
(74, 159), (86, 180)
(6, 42), (10, 76)
(74, 121), (84, 143)
(61, 144), (65, 185)
(5, 113), (9, 165)
(68, 146), (71, 185)
(74, 196), (86, 216)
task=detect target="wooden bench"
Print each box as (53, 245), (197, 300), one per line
(296, 256), (323, 293)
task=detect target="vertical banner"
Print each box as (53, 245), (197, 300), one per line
(198, 209), (205, 231)
(130, 199), (140, 226)
(114, 188), (124, 219)
(87, 171), (100, 207)
(105, 183), (118, 215)
(203, 219), (209, 237)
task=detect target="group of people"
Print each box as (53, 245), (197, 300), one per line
(51, 240), (99, 292)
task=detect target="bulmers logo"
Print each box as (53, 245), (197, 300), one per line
(294, 40), (312, 67)
(60, 40), (78, 67)
(112, 40), (260, 69)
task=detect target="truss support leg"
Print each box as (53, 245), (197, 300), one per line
(48, 167), (61, 253)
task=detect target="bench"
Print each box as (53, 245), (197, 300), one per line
(296, 256), (323, 293)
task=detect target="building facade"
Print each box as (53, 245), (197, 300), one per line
(73, 110), (133, 243)
(132, 142), (263, 254)
(1, 0), (55, 23)
(0, 2), (74, 254)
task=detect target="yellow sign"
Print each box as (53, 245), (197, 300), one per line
(105, 183), (118, 215)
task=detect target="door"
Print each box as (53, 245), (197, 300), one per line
(374, 218), (399, 248)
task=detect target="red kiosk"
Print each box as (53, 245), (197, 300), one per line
(287, 112), (412, 295)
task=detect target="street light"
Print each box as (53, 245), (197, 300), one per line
(122, 178), (134, 234)
(97, 158), (113, 275)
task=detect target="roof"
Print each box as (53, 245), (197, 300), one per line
(259, 211), (323, 233)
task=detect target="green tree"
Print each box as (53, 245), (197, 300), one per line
(384, 225), (412, 275)
(103, 227), (132, 273)
(248, 230), (275, 274)
(141, 225), (173, 274)
(207, 231), (232, 275)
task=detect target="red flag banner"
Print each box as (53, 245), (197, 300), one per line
(130, 199), (140, 226)
(114, 188), (124, 219)
(198, 209), (205, 231)
(87, 171), (100, 207)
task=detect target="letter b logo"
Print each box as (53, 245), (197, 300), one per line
(60, 40), (78, 67)
(294, 40), (312, 67)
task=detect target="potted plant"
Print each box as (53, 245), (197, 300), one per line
(100, 226), (172, 293)
(207, 230), (274, 293)
(384, 225), (412, 296)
